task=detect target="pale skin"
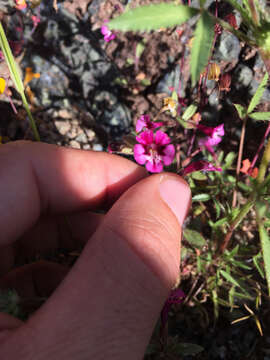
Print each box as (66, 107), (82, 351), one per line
(0, 141), (191, 359)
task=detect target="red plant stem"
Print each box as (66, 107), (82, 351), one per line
(187, 128), (197, 156)
(177, 47), (185, 116)
(250, 122), (270, 171)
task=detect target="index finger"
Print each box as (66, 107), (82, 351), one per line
(0, 141), (146, 245)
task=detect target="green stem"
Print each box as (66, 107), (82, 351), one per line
(219, 197), (255, 253)
(21, 92), (40, 142)
(257, 136), (270, 184)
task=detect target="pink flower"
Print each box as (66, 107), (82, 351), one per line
(198, 124), (224, 153)
(182, 160), (222, 175)
(32, 15), (41, 28)
(101, 21), (116, 42)
(161, 288), (185, 327)
(134, 130), (175, 173)
(136, 114), (163, 133)
(15, 0), (27, 10)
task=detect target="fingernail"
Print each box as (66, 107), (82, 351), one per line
(159, 176), (191, 226)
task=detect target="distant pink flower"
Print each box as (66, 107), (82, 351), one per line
(134, 130), (175, 173)
(136, 114), (163, 133)
(15, 0), (27, 10)
(32, 15), (41, 28)
(161, 288), (185, 327)
(198, 123), (224, 153)
(101, 21), (116, 42)
(182, 160), (222, 175)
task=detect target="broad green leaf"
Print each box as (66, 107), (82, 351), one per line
(192, 193), (211, 202)
(108, 4), (198, 32)
(233, 103), (246, 119)
(247, 72), (269, 114)
(182, 104), (197, 121)
(249, 112), (270, 121)
(190, 11), (215, 86)
(184, 228), (206, 248)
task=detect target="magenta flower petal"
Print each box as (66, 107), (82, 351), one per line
(136, 130), (154, 145)
(146, 160), (163, 173)
(133, 130), (175, 173)
(154, 130), (171, 145)
(101, 22), (116, 42)
(183, 160), (222, 175)
(162, 144), (175, 165)
(134, 144), (147, 165)
(161, 288), (185, 328)
(136, 114), (150, 132)
(136, 115), (163, 133)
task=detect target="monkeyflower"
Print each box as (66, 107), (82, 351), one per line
(101, 21), (116, 42)
(136, 114), (163, 133)
(198, 123), (224, 153)
(161, 288), (185, 327)
(134, 130), (175, 173)
(182, 160), (222, 176)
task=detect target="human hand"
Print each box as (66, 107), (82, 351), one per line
(0, 141), (191, 360)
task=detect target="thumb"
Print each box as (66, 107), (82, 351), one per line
(2, 174), (191, 360)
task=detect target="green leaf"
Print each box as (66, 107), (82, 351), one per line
(213, 198), (221, 218)
(182, 104), (197, 121)
(247, 72), (269, 114)
(257, 221), (270, 295)
(190, 11), (215, 86)
(253, 252), (265, 279)
(0, 22), (40, 141)
(233, 103), (246, 119)
(0, 22), (24, 94)
(184, 228), (206, 248)
(249, 112), (270, 121)
(108, 4), (198, 32)
(220, 269), (244, 289)
(135, 41), (145, 58)
(192, 193), (211, 202)
(224, 152), (236, 168)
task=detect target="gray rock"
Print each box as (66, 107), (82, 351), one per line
(233, 64), (253, 89)
(156, 65), (185, 97)
(214, 32), (241, 63)
(21, 4), (131, 137)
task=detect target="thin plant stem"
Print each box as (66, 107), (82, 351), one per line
(232, 116), (247, 207)
(250, 122), (270, 171)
